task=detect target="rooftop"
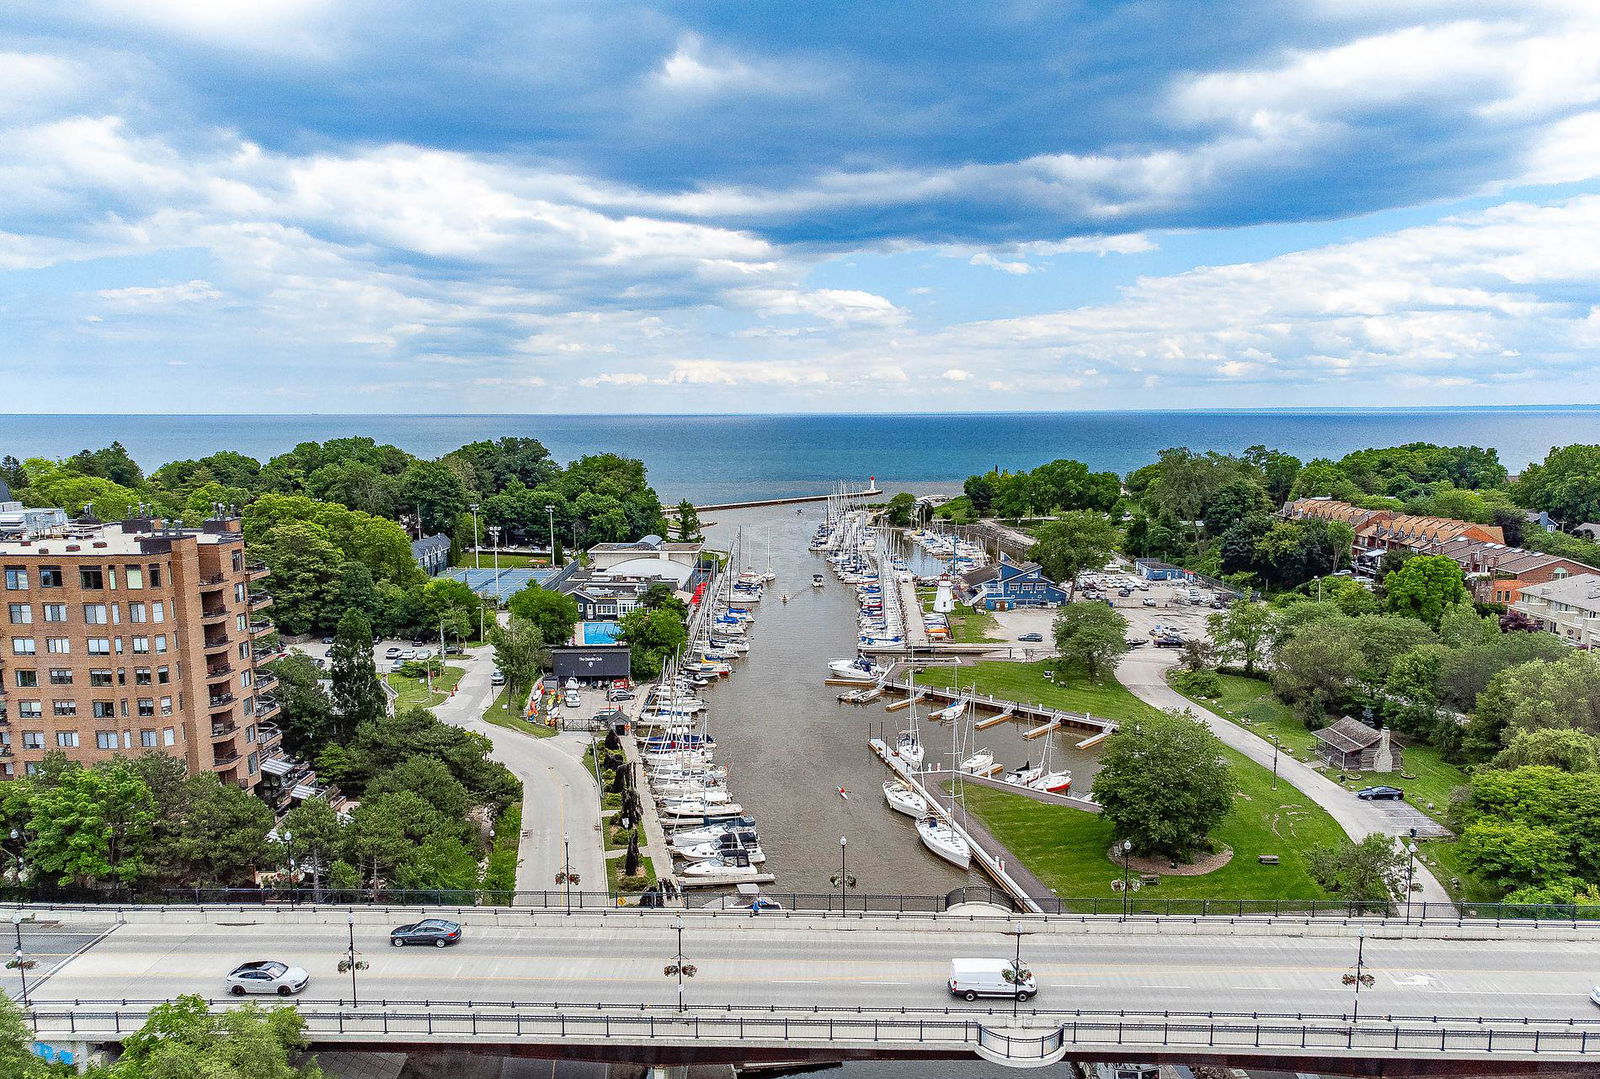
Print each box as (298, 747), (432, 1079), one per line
(0, 517), (242, 557)
(1518, 572), (1600, 608)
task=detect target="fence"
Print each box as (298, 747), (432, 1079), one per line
(23, 1000), (1600, 1062)
(13, 887), (1600, 924)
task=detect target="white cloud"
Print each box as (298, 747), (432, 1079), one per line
(579, 372), (650, 387)
(970, 253), (1033, 274)
(732, 287), (906, 326)
(96, 279), (222, 305)
(941, 368), (972, 381)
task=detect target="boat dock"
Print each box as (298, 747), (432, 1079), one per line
(878, 679), (1116, 736)
(870, 738), (1055, 912)
(619, 734), (681, 891)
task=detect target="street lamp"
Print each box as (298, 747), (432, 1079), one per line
(9, 912), (29, 1006)
(831, 835), (858, 915)
(664, 915), (695, 1012)
(1120, 839), (1133, 920)
(337, 912), (367, 1006)
(470, 502), (481, 570)
(488, 526), (502, 607)
(546, 505), (557, 568)
(1341, 927), (1374, 1022)
(556, 833), (580, 913)
(1404, 839), (1419, 923)
(1008, 920), (1027, 1018)
(1270, 735), (1281, 791)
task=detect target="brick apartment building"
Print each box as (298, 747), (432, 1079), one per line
(0, 513), (280, 787)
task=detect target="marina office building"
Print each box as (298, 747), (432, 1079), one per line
(0, 504), (280, 788)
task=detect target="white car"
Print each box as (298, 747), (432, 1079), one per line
(227, 960), (309, 996)
(564, 689), (582, 708)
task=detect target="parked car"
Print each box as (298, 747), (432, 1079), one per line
(390, 918), (464, 948)
(490, 669), (506, 686)
(1142, 597), (1158, 607)
(1357, 785), (1405, 801)
(384, 646), (401, 658)
(1124, 638), (1147, 648)
(564, 689), (582, 708)
(1018, 632), (1044, 643)
(1210, 599), (1228, 609)
(320, 637), (334, 646)
(607, 688), (635, 702)
(414, 648), (435, 660)
(1154, 635), (1184, 647)
(227, 961), (309, 996)
(1117, 587), (1133, 597)
(389, 660), (405, 673)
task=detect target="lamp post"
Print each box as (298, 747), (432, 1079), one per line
(470, 503), (481, 570)
(1404, 839), (1419, 923)
(1120, 839), (1133, 920)
(546, 505), (557, 567)
(1270, 735), (1281, 791)
(1008, 920), (1026, 1018)
(664, 915), (695, 1011)
(10, 912), (28, 1006)
(1342, 927), (1374, 1022)
(489, 526), (502, 608)
(342, 912), (361, 1006)
(839, 836), (848, 914)
(556, 833), (577, 914)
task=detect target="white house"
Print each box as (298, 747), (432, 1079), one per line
(586, 534), (703, 588)
(1514, 573), (1600, 648)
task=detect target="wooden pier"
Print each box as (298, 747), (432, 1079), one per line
(973, 710), (1012, 731)
(877, 678), (1116, 736)
(1023, 717), (1061, 739)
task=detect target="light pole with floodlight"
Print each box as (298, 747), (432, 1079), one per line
(9, 912), (29, 1006)
(470, 503), (481, 570)
(1120, 839), (1133, 920)
(1404, 839), (1419, 923)
(664, 915), (695, 1011)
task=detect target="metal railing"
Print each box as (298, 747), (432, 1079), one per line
(19, 1001), (1600, 1062)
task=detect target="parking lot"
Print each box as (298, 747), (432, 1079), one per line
(982, 570), (1228, 654)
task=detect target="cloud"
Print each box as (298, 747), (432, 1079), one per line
(579, 372), (650, 387)
(941, 368), (972, 381)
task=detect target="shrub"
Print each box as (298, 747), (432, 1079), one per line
(1171, 668), (1222, 700)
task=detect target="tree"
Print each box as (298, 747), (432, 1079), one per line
(1026, 458), (1121, 514)
(367, 756), (473, 822)
(1270, 617), (1364, 719)
(398, 459), (469, 536)
(162, 774), (275, 887)
(1438, 601), (1496, 648)
(116, 994), (325, 1079)
(1051, 603), (1128, 677)
(1307, 834), (1407, 911)
(1243, 445), (1302, 505)
(883, 492), (918, 528)
(0, 995), (62, 1078)
(277, 797), (344, 898)
(329, 610), (386, 741)
(1472, 650), (1600, 752)
(618, 606), (689, 680)
(1458, 820), (1574, 891)
(1206, 601), (1277, 677)
(1384, 555), (1469, 627)
(674, 499), (702, 541)
(963, 473), (996, 517)
(344, 791), (445, 893)
(1092, 711), (1235, 858)
(507, 586), (581, 648)
(1492, 728), (1600, 773)
(255, 519), (344, 635)
(1028, 511), (1120, 599)
(265, 654), (336, 755)
(489, 618), (549, 705)
(27, 758), (154, 889)
(1514, 444), (1600, 525)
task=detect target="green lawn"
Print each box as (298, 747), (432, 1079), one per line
(480, 803), (521, 902)
(481, 685), (555, 737)
(959, 742), (1347, 901)
(918, 660), (1166, 725)
(385, 664), (464, 710)
(1417, 836), (1503, 905)
(606, 847), (658, 892)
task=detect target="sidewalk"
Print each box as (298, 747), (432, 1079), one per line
(1116, 645), (1455, 908)
(431, 649), (606, 899)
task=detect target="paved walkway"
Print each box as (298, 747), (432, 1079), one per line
(432, 648), (607, 899)
(1116, 644), (1455, 907)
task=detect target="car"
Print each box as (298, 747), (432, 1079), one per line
(1124, 638), (1147, 648)
(1142, 597), (1158, 607)
(384, 646), (401, 658)
(414, 648), (435, 660)
(390, 918), (463, 948)
(491, 669), (506, 686)
(564, 689), (582, 708)
(1357, 785), (1405, 801)
(227, 960), (309, 996)
(444, 645), (464, 655)
(1117, 587), (1133, 597)
(607, 688), (635, 702)
(1590, 984), (1600, 1007)
(410, 637), (429, 646)
(1137, 582), (1151, 591)
(1210, 599), (1228, 609)
(1154, 635), (1184, 647)
(389, 660), (405, 673)
(1018, 632), (1044, 643)
(320, 637), (334, 645)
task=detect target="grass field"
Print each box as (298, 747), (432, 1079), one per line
(481, 685), (555, 737)
(918, 660), (1167, 724)
(959, 741), (1346, 900)
(384, 664), (464, 710)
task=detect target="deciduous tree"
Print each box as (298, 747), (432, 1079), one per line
(1051, 602), (1128, 677)
(1028, 511), (1120, 600)
(1092, 711), (1235, 858)
(1384, 555), (1469, 627)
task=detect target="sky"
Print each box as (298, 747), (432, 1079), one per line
(3, 0), (1600, 413)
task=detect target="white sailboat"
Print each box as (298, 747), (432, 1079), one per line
(1027, 737), (1072, 794)
(882, 779), (928, 818)
(1003, 761), (1043, 787)
(916, 815), (971, 868)
(958, 748), (994, 774)
(668, 816), (757, 847)
(892, 668), (926, 770)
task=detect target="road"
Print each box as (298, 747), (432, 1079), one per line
(1117, 638), (1455, 905)
(429, 645), (608, 899)
(19, 913), (1600, 1023)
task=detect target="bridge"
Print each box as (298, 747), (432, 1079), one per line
(10, 905), (1600, 1076)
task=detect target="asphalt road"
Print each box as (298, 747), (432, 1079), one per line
(23, 917), (1600, 1023)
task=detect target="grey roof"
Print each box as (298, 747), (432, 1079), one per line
(960, 565), (1000, 588)
(1313, 715), (1381, 753)
(411, 533), (451, 555)
(1519, 572), (1600, 609)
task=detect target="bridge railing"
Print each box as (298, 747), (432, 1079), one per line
(11, 887), (1600, 924)
(22, 1002), (1600, 1062)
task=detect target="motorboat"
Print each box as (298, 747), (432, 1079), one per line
(929, 702), (966, 723)
(893, 729), (926, 771)
(829, 657), (888, 683)
(644, 733), (714, 752)
(668, 816), (757, 847)
(883, 780), (928, 817)
(651, 776), (728, 798)
(1003, 761), (1043, 787)
(678, 850), (765, 882)
(917, 816), (971, 868)
(1029, 770), (1072, 794)
(958, 748), (995, 774)
(812, 573), (825, 587)
(674, 830), (766, 864)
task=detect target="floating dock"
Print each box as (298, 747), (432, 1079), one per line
(974, 710), (1012, 731)
(1023, 717), (1062, 740)
(877, 679), (1116, 736)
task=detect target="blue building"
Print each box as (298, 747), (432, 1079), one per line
(411, 533), (453, 576)
(958, 554), (1069, 611)
(1135, 558), (1192, 582)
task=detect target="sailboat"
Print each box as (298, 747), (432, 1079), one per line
(958, 748), (994, 774)
(1028, 737), (1072, 794)
(916, 815), (971, 868)
(1003, 761), (1043, 787)
(892, 669), (925, 770)
(882, 779), (928, 817)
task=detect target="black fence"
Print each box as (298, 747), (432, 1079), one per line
(9, 885), (1600, 924)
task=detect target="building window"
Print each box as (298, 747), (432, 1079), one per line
(235, 583), (247, 603)
(128, 602), (146, 623)
(160, 696), (173, 716)
(137, 699), (155, 717)
(46, 669), (70, 685)
(134, 668), (152, 685)
(7, 604), (31, 625)
(247, 752), (259, 774)
(154, 635), (168, 654)
(125, 567), (143, 589)
(42, 604), (67, 622)
(18, 702), (41, 720)
(232, 550), (243, 572)
(162, 727), (175, 747)
(11, 638), (36, 656)
(132, 636), (150, 654)
(3, 568), (27, 590)
(157, 665), (170, 684)
(52, 699), (77, 717)
(38, 566), (62, 588)
(95, 731), (117, 750)
(236, 613), (247, 632)
(15, 669), (39, 688)
(140, 729), (157, 748)
(79, 567), (104, 589)
(92, 701), (114, 719)
(88, 638), (111, 655)
(21, 731), (44, 750)
(55, 731), (78, 748)
(83, 604), (108, 624)
(45, 638), (68, 654)
(151, 602), (164, 624)
(89, 669), (113, 687)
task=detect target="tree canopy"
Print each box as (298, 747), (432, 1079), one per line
(1092, 711), (1235, 858)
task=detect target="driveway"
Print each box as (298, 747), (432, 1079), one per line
(1117, 640), (1454, 906)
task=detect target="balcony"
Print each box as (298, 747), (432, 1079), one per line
(213, 751), (241, 767)
(256, 722), (282, 746)
(248, 591), (273, 610)
(252, 670), (278, 692)
(255, 697), (281, 720)
(200, 609), (229, 626)
(198, 573), (227, 590)
(203, 634), (231, 652)
(206, 663), (233, 681)
(245, 561), (270, 577)
(208, 692), (236, 710)
(211, 722), (237, 738)
(248, 621), (275, 639)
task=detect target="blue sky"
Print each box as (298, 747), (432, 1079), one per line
(3, 0), (1600, 412)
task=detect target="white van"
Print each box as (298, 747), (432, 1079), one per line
(948, 957), (1036, 1002)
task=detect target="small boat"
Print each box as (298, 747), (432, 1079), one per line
(658, 799), (746, 820)
(673, 830), (766, 864)
(829, 657), (888, 683)
(917, 816), (971, 868)
(930, 702), (966, 723)
(812, 573), (825, 587)
(893, 729), (925, 770)
(1029, 770), (1072, 794)
(958, 748), (994, 774)
(668, 816), (757, 847)
(1003, 761), (1043, 787)
(678, 850), (765, 882)
(883, 780), (928, 817)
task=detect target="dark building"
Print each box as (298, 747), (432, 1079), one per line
(549, 644), (631, 683)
